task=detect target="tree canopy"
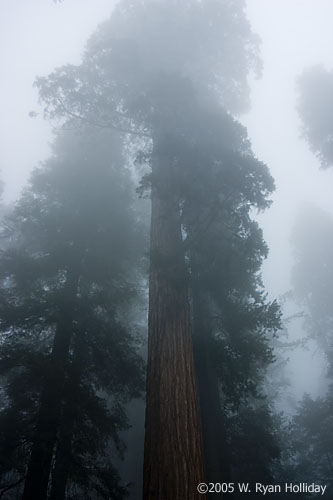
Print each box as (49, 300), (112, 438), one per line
(0, 125), (145, 500)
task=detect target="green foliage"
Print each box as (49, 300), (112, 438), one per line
(0, 126), (145, 499)
(289, 392), (333, 497)
(229, 404), (282, 482)
(31, 0), (283, 493)
(35, 0), (261, 141)
(107, 0), (261, 114)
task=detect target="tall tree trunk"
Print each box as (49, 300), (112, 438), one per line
(49, 415), (73, 500)
(22, 267), (80, 500)
(192, 287), (232, 497)
(49, 331), (84, 500)
(143, 147), (207, 500)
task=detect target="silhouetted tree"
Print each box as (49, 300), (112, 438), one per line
(287, 204), (333, 497)
(290, 393), (333, 497)
(0, 126), (145, 500)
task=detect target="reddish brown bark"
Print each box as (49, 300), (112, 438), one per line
(143, 151), (207, 499)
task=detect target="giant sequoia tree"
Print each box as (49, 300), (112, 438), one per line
(31, 1), (278, 498)
(0, 126), (144, 500)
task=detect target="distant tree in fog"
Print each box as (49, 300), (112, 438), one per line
(0, 126), (145, 500)
(298, 66), (333, 168)
(291, 204), (333, 370)
(290, 394), (333, 495)
(288, 205), (333, 495)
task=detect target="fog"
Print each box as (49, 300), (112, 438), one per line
(244, 0), (333, 401)
(3, 0), (333, 266)
(2, 0), (332, 397)
(0, 0), (115, 201)
(245, 0), (333, 296)
(1, 1), (333, 498)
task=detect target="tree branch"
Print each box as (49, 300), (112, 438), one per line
(55, 96), (152, 139)
(0, 477), (25, 499)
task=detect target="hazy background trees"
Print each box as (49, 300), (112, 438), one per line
(0, 125), (146, 499)
(1, 0), (333, 499)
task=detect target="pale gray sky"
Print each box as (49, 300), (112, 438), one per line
(243, 0), (333, 398)
(1, 0), (332, 401)
(245, 0), (333, 295)
(0, 0), (115, 202)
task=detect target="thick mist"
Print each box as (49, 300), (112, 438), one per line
(1, 1), (333, 499)
(242, 0), (333, 402)
(0, 0), (115, 202)
(2, 0), (330, 401)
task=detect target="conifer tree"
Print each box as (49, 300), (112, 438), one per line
(285, 205), (333, 496)
(0, 126), (145, 500)
(31, 1), (280, 497)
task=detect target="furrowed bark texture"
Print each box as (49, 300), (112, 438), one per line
(143, 151), (207, 500)
(22, 268), (79, 500)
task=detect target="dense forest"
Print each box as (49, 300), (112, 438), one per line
(0, 1), (332, 499)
